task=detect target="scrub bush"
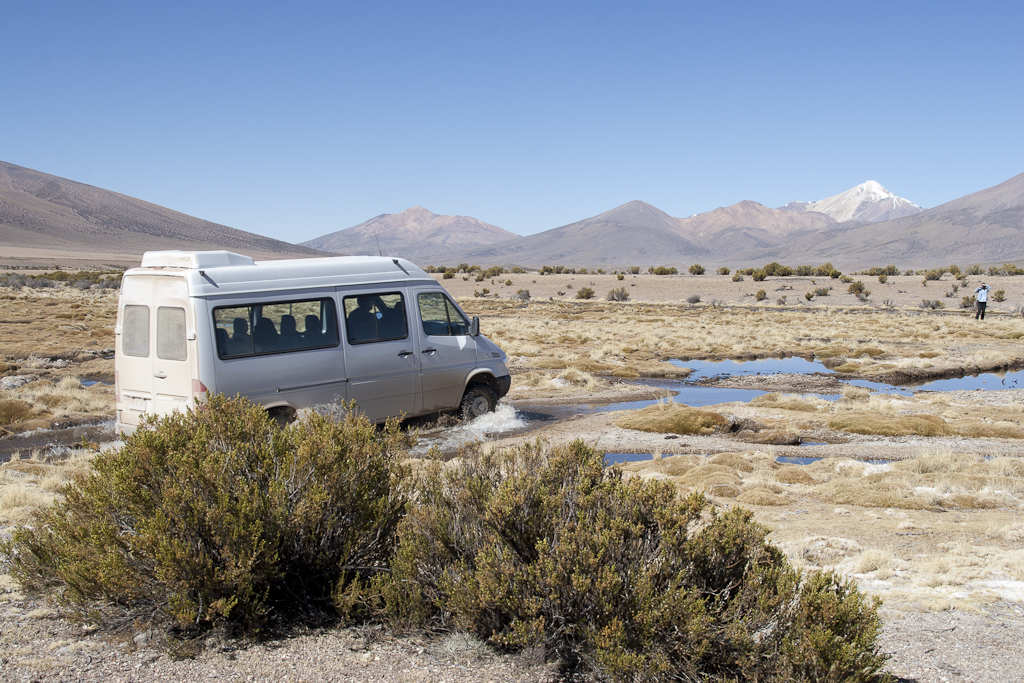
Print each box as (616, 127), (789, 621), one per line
(576, 287), (595, 299)
(992, 289), (1006, 302)
(961, 296), (975, 309)
(5, 395), (411, 634)
(381, 440), (891, 681)
(606, 287), (629, 302)
(717, 266), (730, 275)
(732, 273), (744, 282)
(689, 264), (705, 275)
(752, 269), (767, 281)
(443, 269), (456, 279)
(617, 273), (625, 281)
(755, 289), (767, 301)
(686, 293), (701, 304)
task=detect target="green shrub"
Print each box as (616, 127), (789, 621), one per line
(762, 262), (793, 276)
(967, 264), (983, 275)
(541, 265), (554, 274)
(617, 273), (625, 281)
(606, 287), (629, 302)
(504, 279), (513, 286)
(755, 289), (767, 301)
(961, 295), (975, 309)
(796, 265), (815, 276)
(848, 281), (869, 297)
(576, 287), (595, 299)
(628, 266), (640, 274)
(993, 289), (1006, 302)
(648, 266), (678, 275)
(805, 292), (814, 301)
(689, 264), (705, 275)
(732, 273), (744, 282)
(381, 440), (890, 681)
(686, 293), (701, 304)
(5, 395), (410, 634)
(443, 269), (455, 279)
(510, 266), (525, 273)
(814, 286), (831, 297)
(878, 274), (887, 284)
(717, 266), (730, 275)
(752, 269), (767, 281)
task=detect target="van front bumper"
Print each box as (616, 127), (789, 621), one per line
(495, 374), (511, 399)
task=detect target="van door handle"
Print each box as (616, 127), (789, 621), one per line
(154, 371), (167, 379)
(422, 348), (436, 354)
(397, 350), (412, 357)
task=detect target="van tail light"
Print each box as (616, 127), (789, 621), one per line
(193, 379), (208, 395)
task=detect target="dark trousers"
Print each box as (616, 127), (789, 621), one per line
(976, 301), (987, 320)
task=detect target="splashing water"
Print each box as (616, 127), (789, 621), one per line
(411, 402), (527, 455)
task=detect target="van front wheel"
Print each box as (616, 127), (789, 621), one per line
(460, 385), (497, 420)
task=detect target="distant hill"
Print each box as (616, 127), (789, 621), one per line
(0, 161), (323, 265)
(426, 199), (838, 267)
(779, 180), (923, 223)
(302, 206), (518, 259)
(741, 172), (1024, 268)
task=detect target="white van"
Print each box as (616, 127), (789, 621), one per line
(114, 250), (511, 436)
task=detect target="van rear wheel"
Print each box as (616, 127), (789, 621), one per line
(460, 385), (497, 420)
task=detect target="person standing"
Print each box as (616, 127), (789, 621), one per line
(974, 283), (991, 320)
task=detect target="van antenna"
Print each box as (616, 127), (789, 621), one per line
(373, 228), (382, 257)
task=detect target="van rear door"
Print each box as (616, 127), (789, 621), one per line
(339, 289), (419, 421)
(117, 275), (194, 428)
(412, 289), (478, 412)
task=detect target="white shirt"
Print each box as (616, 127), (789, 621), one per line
(974, 286), (989, 303)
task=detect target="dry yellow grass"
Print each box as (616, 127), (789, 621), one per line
(827, 411), (956, 437)
(736, 489), (791, 506)
(748, 393), (818, 412)
(614, 403), (729, 435)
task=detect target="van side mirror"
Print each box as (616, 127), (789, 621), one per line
(470, 316), (480, 337)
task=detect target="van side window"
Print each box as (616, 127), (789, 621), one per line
(343, 293), (408, 344)
(212, 298), (339, 359)
(156, 307), (187, 361)
(122, 305), (150, 357)
(418, 292), (469, 336)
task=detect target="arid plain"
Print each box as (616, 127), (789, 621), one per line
(2, 269), (1024, 681)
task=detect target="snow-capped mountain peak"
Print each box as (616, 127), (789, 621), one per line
(779, 181), (924, 223)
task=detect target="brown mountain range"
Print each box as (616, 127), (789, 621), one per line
(734, 171), (1024, 269)
(424, 173), (1024, 269)
(302, 206), (517, 258)
(0, 161), (322, 266)
(424, 199), (838, 267)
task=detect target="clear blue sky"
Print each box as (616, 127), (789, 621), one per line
(3, 1), (1022, 242)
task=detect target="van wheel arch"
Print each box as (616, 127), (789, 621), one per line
(266, 405), (297, 428)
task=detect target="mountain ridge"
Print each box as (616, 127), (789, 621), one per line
(0, 161), (323, 264)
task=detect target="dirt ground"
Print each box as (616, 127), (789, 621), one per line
(2, 271), (1024, 681)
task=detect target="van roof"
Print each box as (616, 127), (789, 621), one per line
(128, 250), (435, 296)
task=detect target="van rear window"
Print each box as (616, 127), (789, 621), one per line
(122, 305), (150, 357)
(157, 307), (187, 361)
(213, 298), (339, 359)
(343, 293), (408, 344)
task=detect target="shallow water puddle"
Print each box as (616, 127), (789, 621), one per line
(0, 420), (115, 463)
(776, 455), (891, 466)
